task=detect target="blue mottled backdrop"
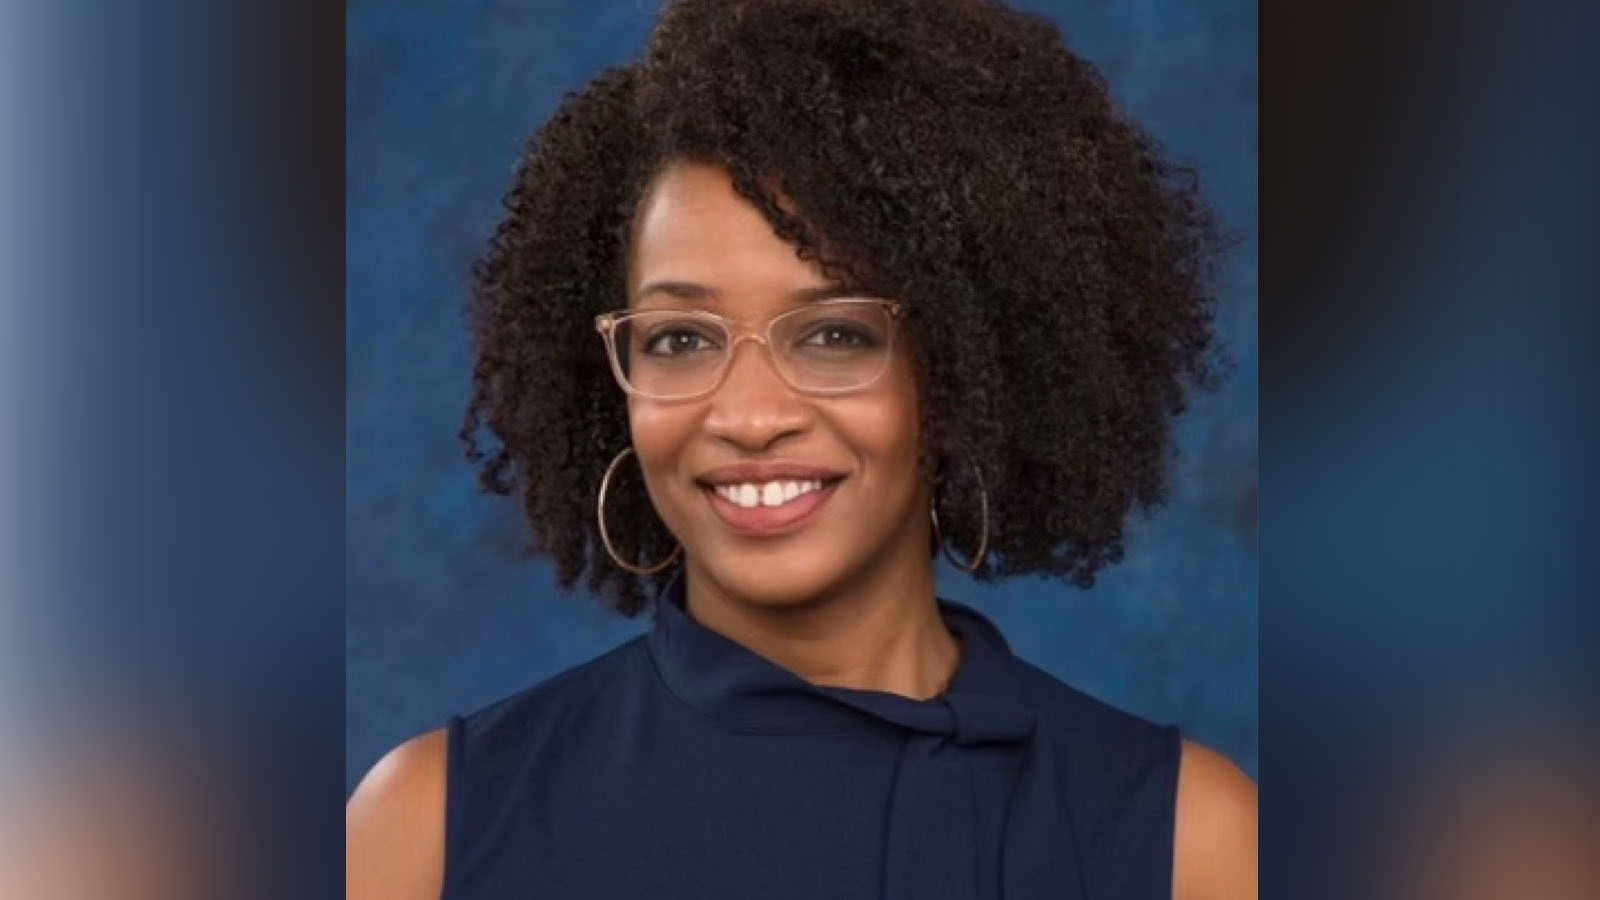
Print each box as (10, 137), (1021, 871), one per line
(346, 0), (1258, 795)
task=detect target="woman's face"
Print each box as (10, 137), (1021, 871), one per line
(623, 161), (929, 608)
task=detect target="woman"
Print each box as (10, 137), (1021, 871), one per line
(348, 0), (1256, 897)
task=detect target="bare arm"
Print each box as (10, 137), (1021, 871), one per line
(346, 728), (448, 900)
(1174, 739), (1258, 900)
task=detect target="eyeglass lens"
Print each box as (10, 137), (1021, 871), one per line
(612, 302), (893, 398)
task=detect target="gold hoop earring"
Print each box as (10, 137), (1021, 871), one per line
(929, 455), (991, 574)
(596, 447), (682, 576)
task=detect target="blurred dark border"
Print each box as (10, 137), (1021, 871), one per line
(15, 0), (346, 896)
(1264, 0), (1600, 896)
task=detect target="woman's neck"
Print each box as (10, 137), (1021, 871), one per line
(682, 554), (960, 701)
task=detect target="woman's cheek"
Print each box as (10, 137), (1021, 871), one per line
(628, 403), (700, 522)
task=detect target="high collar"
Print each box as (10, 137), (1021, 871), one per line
(645, 569), (1037, 746)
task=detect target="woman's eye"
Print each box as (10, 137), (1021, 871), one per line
(643, 329), (718, 356)
(800, 324), (877, 349)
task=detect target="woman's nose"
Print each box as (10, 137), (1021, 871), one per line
(702, 338), (811, 451)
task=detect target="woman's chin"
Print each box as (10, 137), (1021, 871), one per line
(695, 554), (845, 610)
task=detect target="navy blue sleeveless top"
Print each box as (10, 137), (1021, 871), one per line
(445, 572), (1180, 900)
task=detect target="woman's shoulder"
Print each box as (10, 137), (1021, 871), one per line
(1174, 739), (1258, 900)
(346, 728), (448, 900)
(345, 636), (650, 899)
(1006, 656), (1257, 898)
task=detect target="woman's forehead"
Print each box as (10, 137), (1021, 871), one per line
(628, 162), (843, 314)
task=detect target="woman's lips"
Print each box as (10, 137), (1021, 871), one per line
(702, 479), (841, 537)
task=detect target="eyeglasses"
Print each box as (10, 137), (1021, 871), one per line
(594, 297), (905, 401)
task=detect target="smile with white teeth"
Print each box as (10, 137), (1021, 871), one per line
(712, 479), (826, 509)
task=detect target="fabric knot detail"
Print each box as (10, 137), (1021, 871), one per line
(944, 691), (1038, 746)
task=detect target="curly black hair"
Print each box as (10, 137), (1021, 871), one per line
(461, 0), (1227, 617)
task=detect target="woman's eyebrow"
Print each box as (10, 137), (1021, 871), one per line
(789, 284), (868, 303)
(633, 280), (718, 305)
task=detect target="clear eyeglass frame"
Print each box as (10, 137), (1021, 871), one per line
(593, 297), (906, 401)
